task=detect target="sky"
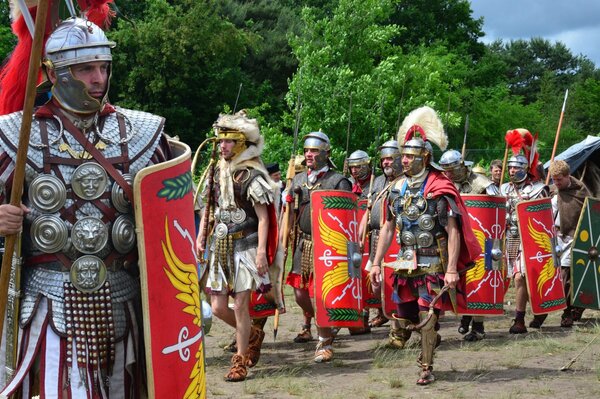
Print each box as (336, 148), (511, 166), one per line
(470, 0), (600, 66)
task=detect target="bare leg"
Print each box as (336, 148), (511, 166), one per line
(211, 294), (236, 328)
(233, 290), (251, 356)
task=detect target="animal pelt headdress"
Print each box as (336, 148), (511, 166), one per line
(397, 106), (448, 153)
(0, 1), (115, 115)
(505, 128), (541, 181)
(214, 110), (277, 209)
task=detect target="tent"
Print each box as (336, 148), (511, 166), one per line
(544, 135), (600, 197)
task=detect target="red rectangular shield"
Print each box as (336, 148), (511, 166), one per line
(134, 141), (206, 399)
(516, 197), (567, 314)
(457, 195), (507, 315)
(311, 190), (363, 328)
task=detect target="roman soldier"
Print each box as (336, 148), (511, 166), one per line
(501, 129), (549, 333)
(284, 131), (352, 362)
(197, 110), (277, 381)
(371, 106), (480, 385)
(347, 150), (372, 198)
(0, 14), (172, 397)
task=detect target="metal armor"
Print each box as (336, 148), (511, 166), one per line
(387, 180), (453, 276)
(0, 107), (165, 340)
(367, 174), (393, 260)
(455, 172), (499, 195)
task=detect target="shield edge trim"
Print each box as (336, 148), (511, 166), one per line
(133, 139), (192, 398)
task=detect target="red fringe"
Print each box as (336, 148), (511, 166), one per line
(404, 124), (427, 143)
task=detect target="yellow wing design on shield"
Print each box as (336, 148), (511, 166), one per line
(318, 211), (350, 302)
(527, 219), (555, 296)
(162, 217), (206, 399)
(466, 228), (486, 284)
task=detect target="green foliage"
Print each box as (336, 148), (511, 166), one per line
(109, 0), (254, 148)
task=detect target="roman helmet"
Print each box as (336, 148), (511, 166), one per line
(43, 17), (116, 115)
(505, 128), (540, 183)
(302, 131), (333, 169)
(346, 150), (371, 180)
(397, 106), (447, 176)
(378, 139), (402, 177)
(213, 110), (263, 160)
(439, 149), (469, 182)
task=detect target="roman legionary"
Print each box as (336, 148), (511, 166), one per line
(501, 129), (549, 333)
(358, 141), (405, 339)
(198, 110), (277, 381)
(284, 132), (352, 362)
(0, 16), (172, 397)
(347, 150), (372, 198)
(371, 106), (480, 385)
(548, 160), (590, 326)
(439, 149), (499, 341)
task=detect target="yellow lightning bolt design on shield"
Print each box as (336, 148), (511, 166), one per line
(318, 211), (350, 303)
(527, 219), (555, 297)
(162, 217), (206, 399)
(466, 229), (486, 284)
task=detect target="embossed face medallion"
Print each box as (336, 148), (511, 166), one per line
(30, 215), (69, 253)
(72, 162), (108, 200)
(29, 175), (67, 213)
(70, 255), (107, 293)
(112, 215), (136, 254)
(72, 216), (108, 254)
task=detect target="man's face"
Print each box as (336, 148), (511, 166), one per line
(270, 171), (282, 182)
(491, 165), (502, 184)
(219, 139), (236, 160)
(69, 61), (109, 100)
(508, 166), (520, 178)
(304, 148), (321, 170)
(552, 173), (570, 190)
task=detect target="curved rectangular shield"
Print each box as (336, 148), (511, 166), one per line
(134, 140), (206, 399)
(311, 190), (363, 328)
(516, 197), (567, 314)
(358, 199), (381, 309)
(457, 195), (507, 315)
(571, 197), (600, 310)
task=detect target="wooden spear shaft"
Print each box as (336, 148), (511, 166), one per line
(0, 0), (50, 340)
(546, 89), (569, 185)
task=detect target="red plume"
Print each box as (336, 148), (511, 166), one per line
(404, 125), (427, 143)
(77, 1), (115, 29)
(0, 4), (57, 115)
(505, 129), (525, 155)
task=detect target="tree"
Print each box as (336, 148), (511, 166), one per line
(109, 0), (254, 148)
(0, 1), (16, 62)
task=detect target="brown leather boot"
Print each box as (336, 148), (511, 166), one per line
(245, 326), (265, 368)
(225, 354), (248, 382)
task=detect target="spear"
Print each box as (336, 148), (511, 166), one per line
(0, 0), (50, 363)
(546, 89), (569, 185)
(461, 114), (469, 160)
(233, 83), (243, 113)
(342, 93), (353, 176)
(273, 78), (302, 341)
(360, 95), (384, 247)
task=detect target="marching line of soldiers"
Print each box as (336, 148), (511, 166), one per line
(195, 103), (597, 387)
(0, 7), (597, 397)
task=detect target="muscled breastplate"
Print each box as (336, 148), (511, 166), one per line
(212, 168), (260, 249)
(388, 181), (448, 274)
(0, 107), (164, 339)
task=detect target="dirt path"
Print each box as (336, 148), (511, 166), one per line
(204, 301), (600, 399)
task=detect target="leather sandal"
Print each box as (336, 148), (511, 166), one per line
(314, 338), (334, 363)
(294, 325), (313, 343)
(246, 326), (265, 368)
(416, 368), (435, 385)
(369, 314), (389, 328)
(225, 354), (248, 382)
